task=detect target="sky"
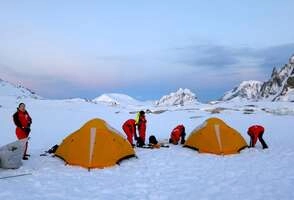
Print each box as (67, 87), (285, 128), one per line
(0, 0), (294, 102)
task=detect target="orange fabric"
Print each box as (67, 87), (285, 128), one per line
(150, 143), (161, 149)
(184, 118), (248, 155)
(55, 118), (135, 169)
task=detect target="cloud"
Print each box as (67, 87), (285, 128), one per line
(257, 43), (294, 68)
(169, 42), (294, 101)
(177, 44), (239, 67)
(1, 40), (293, 101)
(0, 64), (77, 97)
(175, 43), (294, 70)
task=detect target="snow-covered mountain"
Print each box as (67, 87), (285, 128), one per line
(155, 88), (198, 106)
(290, 54), (294, 64)
(260, 56), (294, 101)
(0, 79), (41, 99)
(92, 93), (143, 106)
(275, 78), (294, 102)
(221, 55), (294, 102)
(221, 81), (263, 101)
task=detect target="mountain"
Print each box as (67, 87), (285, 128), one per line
(260, 55), (294, 101)
(155, 88), (198, 106)
(220, 81), (263, 101)
(221, 54), (294, 102)
(290, 54), (294, 65)
(92, 93), (143, 106)
(0, 79), (41, 99)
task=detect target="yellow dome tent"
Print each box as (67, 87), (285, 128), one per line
(184, 118), (248, 155)
(55, 118), (135, 169)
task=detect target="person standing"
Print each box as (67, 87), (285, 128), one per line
(136, 110), (147, 147)
(247, 125), (268, 149)
(13, 103), (32, 160)
(122, 119), (137, 147)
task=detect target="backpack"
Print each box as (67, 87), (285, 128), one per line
(149, 135), (158, 145)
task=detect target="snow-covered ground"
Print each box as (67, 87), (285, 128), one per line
(1, 96), (294, 200)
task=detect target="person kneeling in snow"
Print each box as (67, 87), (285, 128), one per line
(247, 125), (268, 149)
(169, 125), (186, 145)
(122, 119), (137, 147)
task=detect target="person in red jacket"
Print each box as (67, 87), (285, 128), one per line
(247, 125), (268, 149)
(136, 111), (147, 147)
(13, 103), (32, 160)
(122, 119), (137, 147)
(169, 124), (186, 145)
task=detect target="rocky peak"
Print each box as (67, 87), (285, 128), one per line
(260, 58), (294, 100)
(290, 55), (294, 64)
(155, 88), (198, 106)
(220, 81), (263, 101)
(221, 54), (294, 102)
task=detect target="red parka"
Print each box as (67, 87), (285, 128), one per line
(138, 115), (147, 143)
(247, 125), (264, 146)
(122, 119), (137, 145)
(13, 109), (32, 139)
(170, 125), (185, 144)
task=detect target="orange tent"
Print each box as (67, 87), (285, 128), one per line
(55, 118), (135, 169)
(184, 118), (248, 155)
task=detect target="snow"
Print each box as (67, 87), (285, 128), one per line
(0, 79), (41, 99)
(221, 80), (263, 101)
(92, 93), (146, 108)
(290, 55), (294, 64)
(155, 88), (198, 106)
(1, 82), (294, 200)
(276, 88), (294, 102)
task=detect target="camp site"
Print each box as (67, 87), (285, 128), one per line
(1, 1), (294, 200)
(1, 88), (294, 199)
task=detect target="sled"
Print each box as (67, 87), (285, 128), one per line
(0, 139), (27, 169)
